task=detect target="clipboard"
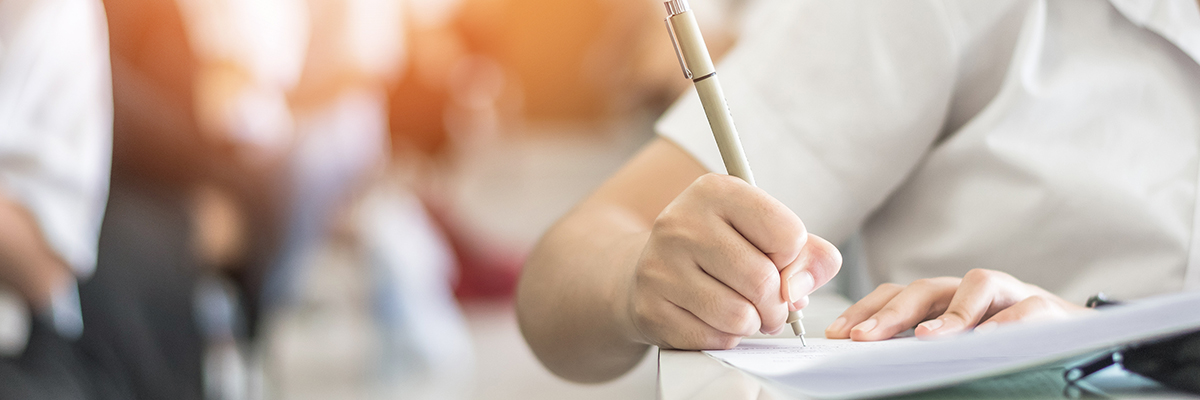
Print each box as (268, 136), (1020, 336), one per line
(704, 290), (1200, 399)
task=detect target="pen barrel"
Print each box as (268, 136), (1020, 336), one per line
(668, 8), (750, 184)
(694, 75), (754, 185)
(667, 10), (716, 79)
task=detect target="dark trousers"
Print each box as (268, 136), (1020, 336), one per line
(0, 184), (204, 400)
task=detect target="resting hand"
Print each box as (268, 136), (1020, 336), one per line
(0, 194), (74, 311)
(826, 269), (1089, 341)
(621, 173), (842, 350)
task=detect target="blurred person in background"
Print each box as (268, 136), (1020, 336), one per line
(176, 0), (474, 397)
(256, 0), (475, 396)
(0, 0), (114, 397)
(85, 0), (288, 398)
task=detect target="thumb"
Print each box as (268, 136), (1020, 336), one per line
(780, 233), (842, 309)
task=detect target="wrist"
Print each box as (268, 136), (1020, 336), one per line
(610, 231), (653, 346)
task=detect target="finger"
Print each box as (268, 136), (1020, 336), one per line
(919, 269), (1026, 337)
(825, 283), (904, 339)
(793, 295), (810, 310)
(976, 295), (1082, 331)
(662, 266), (762, 336)
(850, 277), (959, 341)
(780, 233), (842, 311)
(691, 223), (789, 333)
(637, 296), (745, 350)
(691, 174), (808, 269)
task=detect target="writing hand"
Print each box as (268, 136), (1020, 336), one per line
(621, 173), (842, 349)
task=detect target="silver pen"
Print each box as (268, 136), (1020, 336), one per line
(664, 0), (806, 345)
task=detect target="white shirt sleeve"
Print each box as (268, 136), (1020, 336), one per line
(656, 0), (960, 243)
(0, 0), (113, 279)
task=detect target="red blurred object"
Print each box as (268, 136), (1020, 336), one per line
(424, 201), (524, 301)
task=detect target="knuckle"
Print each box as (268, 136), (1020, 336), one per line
(1023, 294), (1052, 307)
(763, 310), (787, 332)
(910, 277), (958, 293)
(926, 276), (955, 284)
(653, 205), (703, 235)
(630, 297), (657, 324)
(963, 268), (989, 280)
(632, 313), (655, 337)
(634, 259), (669, 286)
(630, 302), (665, 342)
(747, 267), (779, 305)
(722, 304), (758, 334)
(651, 210), (684, 235)
(964, 268), (1002, 283)
(655, 228), (688, 249)
(694, 173), (735, 192)
(651, 219), (698, 249)
(650, 211), (672, 230)
(930, 276), (961, 287)
(876, 283), (903, 292)
(910, 278), (936, 290)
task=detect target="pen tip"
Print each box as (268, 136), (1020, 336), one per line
(800, 335), (807, 347)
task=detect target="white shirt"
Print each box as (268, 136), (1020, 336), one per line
(658, 0), (1200, 303)
(0, 0), (112, 278)
(175, 0), (309, 152)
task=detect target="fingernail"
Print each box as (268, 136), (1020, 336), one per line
(975, 322), (998, 334)
(787, 271), (815, 304)
(918, 318), (944, 332)
(790, 295), (810, 312)
(852, 318), (878, 334)
(828, 317), (847, 333)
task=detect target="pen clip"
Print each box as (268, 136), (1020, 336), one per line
(664, 17), (692, 80)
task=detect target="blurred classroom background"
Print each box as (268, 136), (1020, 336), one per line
(93, 0), (763, 398)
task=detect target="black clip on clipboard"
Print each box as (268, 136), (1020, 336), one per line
(1064, 293), (1200, 395)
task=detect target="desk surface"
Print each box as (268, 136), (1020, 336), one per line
(656, 293), (1197, 400)
(658, 292), (849, 400)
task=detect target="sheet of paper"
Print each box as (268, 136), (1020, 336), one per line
(702, 290), (1200, 399)
(705, 337), (915, 375)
